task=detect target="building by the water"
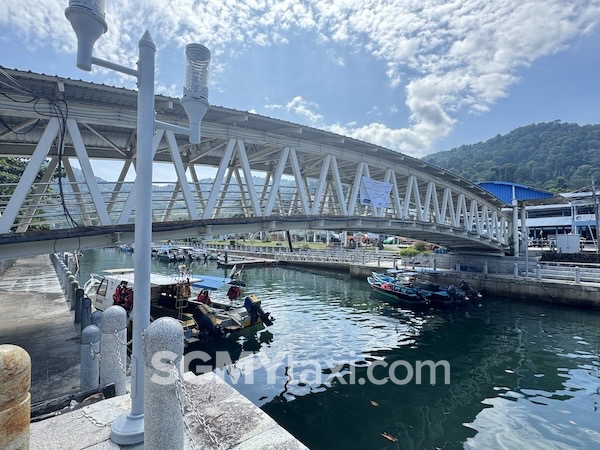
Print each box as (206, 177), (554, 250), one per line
(478, 181), (600, 247)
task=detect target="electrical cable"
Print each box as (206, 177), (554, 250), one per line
(0, 68), (81, 228)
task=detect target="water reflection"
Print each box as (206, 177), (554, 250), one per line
(78, 249), (600, 449)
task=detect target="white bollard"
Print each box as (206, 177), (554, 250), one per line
(536, 264), (541, 280)
(69, 279), (79, 310)
(81, 297), (92, 334)
(91, 310), (103, 329)
(80, 325), (100, 391)
(100, 306), (127, 396)
(483, 262), (488, 275)
(59, 266), (67, 289)
(514, 262), (519, 278)
(0, 345), (30, 450)
(575, 266), (581, 284)
(144, 317), (184, 450)
(75, 288), (84, 323)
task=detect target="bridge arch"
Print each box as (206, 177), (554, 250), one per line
(0, 69), (511, 256)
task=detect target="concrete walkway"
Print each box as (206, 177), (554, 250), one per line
(29, 372), (308, 449)
(0, 255), (81, 403)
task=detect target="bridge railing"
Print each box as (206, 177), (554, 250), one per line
(199, 243), (426, 267)
(523, 263), (600, 283)
(197, 243), (600, 284)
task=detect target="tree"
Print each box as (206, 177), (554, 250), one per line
(423, 122), (600, 192)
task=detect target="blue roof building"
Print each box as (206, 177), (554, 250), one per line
(477, 181), (555, 205)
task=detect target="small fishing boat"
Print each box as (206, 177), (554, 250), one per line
(410, 280), (453, 305)
(371, 270), (417, 286)
(83, 265), (273, 344)
(370, 271), (478, 306)
(367, 276), (427, 304)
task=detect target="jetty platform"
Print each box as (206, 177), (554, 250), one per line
(0, 255), (307, 449)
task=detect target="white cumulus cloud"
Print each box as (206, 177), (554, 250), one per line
(3, 0), (600, 157)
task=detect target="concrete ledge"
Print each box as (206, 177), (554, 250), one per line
(183, 372), (307, 449)
(30, 372), (308, 450)
(424, 271), (600, 310)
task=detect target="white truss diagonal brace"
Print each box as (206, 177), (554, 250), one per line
(66, 119), (111, 225)
(0, 118), (60, 233)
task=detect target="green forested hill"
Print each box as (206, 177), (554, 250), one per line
(422, 121), (600, 192)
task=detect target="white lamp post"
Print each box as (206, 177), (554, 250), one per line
(65, 0), (210, 444)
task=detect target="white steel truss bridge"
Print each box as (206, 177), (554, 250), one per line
(0, 69), (512, 258)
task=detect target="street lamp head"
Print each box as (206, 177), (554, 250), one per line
(65, 0), (108, 71)
(181, 44), (210, 144)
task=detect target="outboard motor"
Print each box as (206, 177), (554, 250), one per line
(243, 294), (274, 326)
(447, 285), (468, 302)
(192, 304), (224, 340)
(460, 281), (483, 299)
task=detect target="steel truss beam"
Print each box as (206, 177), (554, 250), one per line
(0, 69), (511, 257)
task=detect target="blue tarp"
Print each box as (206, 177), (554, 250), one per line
(191, 275), (231, 291)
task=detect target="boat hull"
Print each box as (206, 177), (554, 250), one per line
(367, 277), (426, 304)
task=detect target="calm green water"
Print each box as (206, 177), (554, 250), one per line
(78, 248), (600, 449)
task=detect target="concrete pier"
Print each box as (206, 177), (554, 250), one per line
(0, 256), (308, 449)
(0, 255), (80, 402)
(29, 372), (308, 449)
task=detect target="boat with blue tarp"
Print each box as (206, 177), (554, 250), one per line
(83, 265), (273, 344)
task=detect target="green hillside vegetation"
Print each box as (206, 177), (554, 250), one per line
(422, 121), (600, 192)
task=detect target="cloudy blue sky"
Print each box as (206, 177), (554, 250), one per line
(1, 0), (600, 159)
